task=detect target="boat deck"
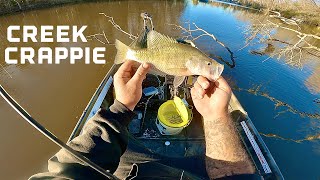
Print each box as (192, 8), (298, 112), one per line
(100, 74), (206, 158)
(69, 65), (283, 179)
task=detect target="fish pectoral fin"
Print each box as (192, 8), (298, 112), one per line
(173, 76), (186, 89)
(147, 30), (177, 48)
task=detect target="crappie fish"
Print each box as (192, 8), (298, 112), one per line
(114, 30), (224, 86)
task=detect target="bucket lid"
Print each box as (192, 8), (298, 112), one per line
(158, 96), (191, 128)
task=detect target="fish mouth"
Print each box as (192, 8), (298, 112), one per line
(211, 64), (224, 81)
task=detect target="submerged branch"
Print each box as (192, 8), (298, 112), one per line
(260, 132), (320, 143)
(0, 63), (12, 78)
(267, 20), (320, 40)
(235, 85), (320, 120)
(241, 14), (320, 68)
(267, 38), (320, 58)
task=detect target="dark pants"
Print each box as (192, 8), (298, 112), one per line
(114, 135), (209, 179)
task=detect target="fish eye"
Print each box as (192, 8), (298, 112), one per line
(207, 62), (212, 66)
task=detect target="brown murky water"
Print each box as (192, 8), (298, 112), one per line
(0, 1), (184, 179)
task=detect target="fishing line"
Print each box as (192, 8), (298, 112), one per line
(0, 84), (119, 180)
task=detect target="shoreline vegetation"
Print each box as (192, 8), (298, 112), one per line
(235, 0), (320, 27)
(1, 0), (319, 27)
(0, 0), (96, 16)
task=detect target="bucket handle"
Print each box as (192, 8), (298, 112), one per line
(182, 105), (193, 128)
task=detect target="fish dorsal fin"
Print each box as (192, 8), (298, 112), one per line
(147, 30), (177, 48)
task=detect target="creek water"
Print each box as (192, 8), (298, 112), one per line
(0, 0), (319, 179)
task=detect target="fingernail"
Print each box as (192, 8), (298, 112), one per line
(203, 81), (209, 89)
(142, 63), (150, 69)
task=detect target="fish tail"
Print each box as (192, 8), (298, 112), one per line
(114, 39), (135, 64)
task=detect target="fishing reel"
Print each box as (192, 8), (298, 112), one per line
(141, 12), (154, 30)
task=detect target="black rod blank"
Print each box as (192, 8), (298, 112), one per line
(0, 85), (118, 180)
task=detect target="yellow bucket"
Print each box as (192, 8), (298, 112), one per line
(156, 96), (193, 135)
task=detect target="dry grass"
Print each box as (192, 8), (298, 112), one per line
(0, 0), (95, 15)
(238, 0), (320, 26)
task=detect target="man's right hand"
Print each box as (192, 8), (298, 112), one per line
(191, 76), (232, 120)
(113, 60), (150, 111)
(192, 76), (255, 179)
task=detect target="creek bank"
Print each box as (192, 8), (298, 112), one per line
(234, 0), (320, 27)
(0, 0), (99, 16)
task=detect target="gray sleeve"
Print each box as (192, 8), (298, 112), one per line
(29, 100), (136, 180)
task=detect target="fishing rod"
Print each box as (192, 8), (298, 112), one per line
(0, 84), (119, 180)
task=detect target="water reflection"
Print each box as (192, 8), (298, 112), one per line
(226, 3), (320, 95)
(306, 66), (320, 94)
(185, 1), (320, 179)
(260, 132), (320, 143)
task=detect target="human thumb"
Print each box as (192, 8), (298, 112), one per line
(132, 63), (150, 84)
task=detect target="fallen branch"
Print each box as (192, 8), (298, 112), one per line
(269, 11), (300, 28)
(241, 16), (320, 68)
(88, 13), (137, 45)
(267, 20), (320, 40)
(86, 31), (113, 45)
(235, 85), (320, 120)
(260, 132), (320, 143)
(267, 38), (320, 58)
(0, 63), (12, 78)
(99, 13), (137, 40)
(168, 22), (236, 68)
(12, 0), (21, 10)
